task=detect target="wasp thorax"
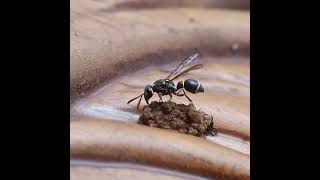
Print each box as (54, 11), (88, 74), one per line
(154, 79), (165, 87)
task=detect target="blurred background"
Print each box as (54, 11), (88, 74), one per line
(70, 0), (250, 179)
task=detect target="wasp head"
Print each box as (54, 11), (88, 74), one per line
(144, 85), (153, 105)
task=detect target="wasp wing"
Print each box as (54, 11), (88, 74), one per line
(166, 53), (200, 79)
(170, 64), (203, 81)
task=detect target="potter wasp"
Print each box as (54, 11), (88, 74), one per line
(127, 53), (204, 109)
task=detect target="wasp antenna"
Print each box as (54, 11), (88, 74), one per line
(127, 93), (144, 104)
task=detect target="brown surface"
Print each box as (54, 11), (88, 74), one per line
(70, 56), (250, 179)
(70, 0), (250, 179)
(71, 56), (250, 140)
(71, 119), (249, 180)
(71, 160), (208, 180)
(71, 1), (249, 101)
(71, 166), (189, 180)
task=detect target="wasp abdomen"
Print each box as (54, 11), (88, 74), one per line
(177, 79), (204, 94)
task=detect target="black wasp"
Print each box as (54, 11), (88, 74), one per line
(127, 53), (204, 109)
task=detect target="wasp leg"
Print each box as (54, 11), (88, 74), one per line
(182, 89), (192, 102)
(145, 97), (150, 106)
(175, 89), (183, 95)
(173, 91), (184, 96)
(173, 89), (192, 102)
(157, 93), (163, 102)
(169, 90), (173, 101)
(137, 94), (143, 109)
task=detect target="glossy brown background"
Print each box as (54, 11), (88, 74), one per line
(70, 0), (250, 179)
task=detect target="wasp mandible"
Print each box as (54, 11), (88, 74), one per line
(127, 53), (204, 109)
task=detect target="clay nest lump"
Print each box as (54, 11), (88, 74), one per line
(138, 101), (218, 137)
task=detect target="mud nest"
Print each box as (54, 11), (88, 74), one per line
(138, 101), (218, 137)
